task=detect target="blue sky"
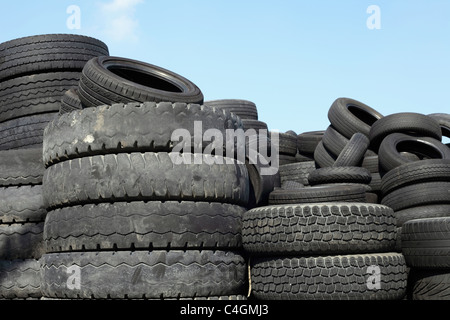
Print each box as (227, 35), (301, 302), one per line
(1, 1), (449, 135)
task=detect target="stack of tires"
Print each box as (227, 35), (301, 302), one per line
(0, 34), (108, 300)
(313, 98), (384, 198)
(39, 56), (251, 300)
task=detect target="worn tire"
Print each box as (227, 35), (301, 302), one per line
(327, 98), (383, 139)
(203, 99), (258, 120)
(407, 269), (450, 300)
(43, 152), (249, 208)
(394, 205), (450, 227)
(78, 56), (203, 107)
(44, 201), (245, 252)
(43, 102), (243, 166)
(0, 259), (41, 299)
(242, 203), (397, 255)
(279, 161), (316, 186)
(40, 250), (247, 299)
(0, 222), (44, 260)
(59, 87), (83, 115)
(0, 186), (46, 223)
(250, 253), (407, 300)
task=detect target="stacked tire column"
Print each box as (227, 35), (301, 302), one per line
(40, 101), (250, 300)
(0, 34), (108, 300)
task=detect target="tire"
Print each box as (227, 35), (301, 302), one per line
(395, 205), (450, 227)
(0, 186), (46, 223)
(268, 184), (367, 205)
(42, 102), (243, 166)
(250, 253), (407, 300)
(307, 166), (372, 186)
(323, 125), (376, 160)
(203, 99), (258, 120)
(242, 203), (396, 255)
(279, 161), (316, 186)
(297, 131), (324, 154)
(241, 119), (268, 132)
(0, 148), (44, 186)
(278, 132), (297, 156)
(381, 159), (450, 195)
(0, 222), (44, 260)
(44, 201), (245, 252)
(407, 269), (450, 300)
(245, 159), (280, 208)
(327, 98), (383, 139)
(0, 34), (109, 82)
(378, 133), (450, 173)
(0, 113), (58, 151)
(333, 133), (369, 167)
(428, 113), (450, 140)
(278, 154), (296, 166)
(381, 181), (450, 212)
(369, 113), (442, 152)
(59, 87), (83, 115)
(0, 259), (41, 299)
(42, 152), (249, 209)
(313, 141), (336, 168)
(0, 72), (80, 123)
(401, 217), (450, 268)
(78, 56), (203, 107)
(281, 180), (305, 190)
(40, 250), (247, 299)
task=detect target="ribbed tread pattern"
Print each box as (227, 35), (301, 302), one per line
(0, 259), (41, 299)
(0, 222), (45, 260)
(0, 185), (46, 223)
(0, 148), (44, 186)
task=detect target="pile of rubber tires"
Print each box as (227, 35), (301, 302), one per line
(0, 34), (109, 299)
(1, 33), (450, 301)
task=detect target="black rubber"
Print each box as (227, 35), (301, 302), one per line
(0, 186), (46, 223)
(278, 132), (298, 156)
(381, 159), (450, 195)
(279, 161), (316, 186)
(42, 102), (243, 166)
(44, 201), (246, 252)
(308, 166), (372, 186)
(429, 113), (450, 141)
(407, 269), (450, 300)
(59, 87), (83, 115)
(250, 253), (407, 300)
(327, 97), (383, 139)
(313, 141), (336, 168)
(268, 184), (367, 205)
(0, 34), (109, 82)
(394, 205), (450, 227)
(333, 133), (369, 167)
(369, 112), (442, 152)
(402, 217), (450, 268)
(242, 203), (397, 255)
(203, 99), (258, 120)
(0, 222), (45, 260)
(42, 152), (249, 209)
(378, 133), (450, 173)
(0, 113), (58, 151)
(0, 259), (42, 299)
(0, 148), (44, 186)
(78, 56), (203, 107)
(381, 181), (450, 212)
(0, 72), (80, 123)
(40, 250), (247, 299)
(297, 131), (324, 154)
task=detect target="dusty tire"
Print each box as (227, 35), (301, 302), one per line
(0, 148), (44, 186)
(44, 201), (245, 252)
(0, 186), (46, 223)
(59, 88), (83, 115)
(42, 152), (249, 208)
(40, 250), (247, 299)
(0, 259), (41, 299)
(0, 222), (44, 260)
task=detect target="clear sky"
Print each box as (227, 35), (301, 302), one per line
(1, 1), (449, 135)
